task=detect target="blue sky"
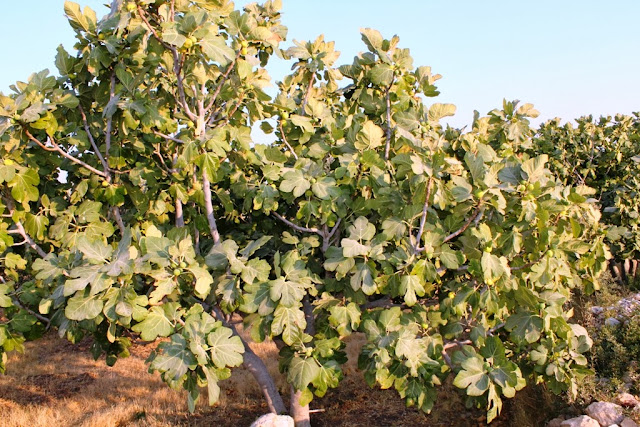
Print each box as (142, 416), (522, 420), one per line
(1, 1), (639, 128)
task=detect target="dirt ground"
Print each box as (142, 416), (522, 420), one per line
(0, 332), (560, 427)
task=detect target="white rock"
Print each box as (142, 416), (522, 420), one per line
(250, 413), (295, 427)
(605, 317), (622, 327)
(591, 306), (604, 315)
(621, 417), (638, 427)
(617, 393), (640, 408)
(585, 401), (624, 426)
(560, 415), (600, 427)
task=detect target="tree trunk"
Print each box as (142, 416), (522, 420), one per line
(243, 347), (287, 415)
(290, 387), (311, 427)
(212, 307), (286, 414)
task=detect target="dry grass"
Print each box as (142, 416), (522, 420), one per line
(0, 329), (551, 427)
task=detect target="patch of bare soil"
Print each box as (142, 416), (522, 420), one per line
(0, 332), (559, 427)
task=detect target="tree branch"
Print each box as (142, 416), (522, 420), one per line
(78, 105), (110, 178)
(11, 296), (50, 327)
(278, 121), (298, 160)
(175, 199), (184, 227)
(205, 54), (240, 118)
(211, 307), (286, 414)
(272, 212), (320, 235)
(413, 177), (433, 253)
(105, 73), (116, 159)
(202, 173), (221, 246)
(152, 130), (185, 144)
(384, 85), (394, 160)
(442, 203), (484, 243)
(301, 72), (315, 114)
(24, 129), (107, 178)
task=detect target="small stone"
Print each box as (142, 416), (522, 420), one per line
(605, 317), (622, 327)
(590, 306), (604, 315)
(560, 415), (600, 427)
(617, 393), (640, 408)
(621, 417), (639, 427)
(585, 401), (624, 426)
(250, 413), (295, 427)
(548, 416), (567, 427)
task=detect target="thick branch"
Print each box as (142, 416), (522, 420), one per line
(272, 212), (320, 235)
(25, 129), (107, 178)
(212, 307), (286, 414)
(175, 199), (184, 227)
(111, 207), (125, 235)
(202, 173), (221, 246)
(442, 203), (484, 243)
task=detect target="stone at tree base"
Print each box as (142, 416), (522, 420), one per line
(560, 415), (600, 427)
(548, 416), (567, 427)
(250, 413), (295, 427)
(617, 393), (640, 408)
(621, 417), (638, 427)
(585, 402), (624, 426)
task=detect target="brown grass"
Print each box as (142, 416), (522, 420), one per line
(0, 329), (554, 427)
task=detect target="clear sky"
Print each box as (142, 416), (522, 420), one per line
(1, 1), (639, 128)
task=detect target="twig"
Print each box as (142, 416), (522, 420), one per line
(78, 105), (110, 178)
(11, 297), (50, 327)
(279, 121), (298, 160)
(205, 54), (240, 117)
(3, 197), (47, 258)
(24, 129), (107, 178)
(301, 73), (315, 114)
(272, 212), (320, 235)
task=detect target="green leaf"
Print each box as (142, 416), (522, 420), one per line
(521, 155), (548, 182)
(453, 354), (490, 396)
(400, 275), (424, 306)
(65, 292), (104, 321)
(5, 253), (26, 270)
(341, 239), (369, 258)
(8, 168), (39, 203)
(328, 303), (361, 336)
(241, 258), (271, 285)
(279, 170), (310, 198)
(190, 265), (214, 299)
(428, 103), (456, 123)
(505, 310), (543, 343)
(76, 236), (113, 264)
(355, 120), (384, 151)
(150, 334), (197, 382)
(270, 277), (305, 307)
(272, 305), (305, 345)
(132, 306), (174, 341)
(161, 24), (187, 47)
(347, 217), (376, 241)
(200, 34), (235, 66)
(287, 356), (321, 391)
(207, 327), (245, 368)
